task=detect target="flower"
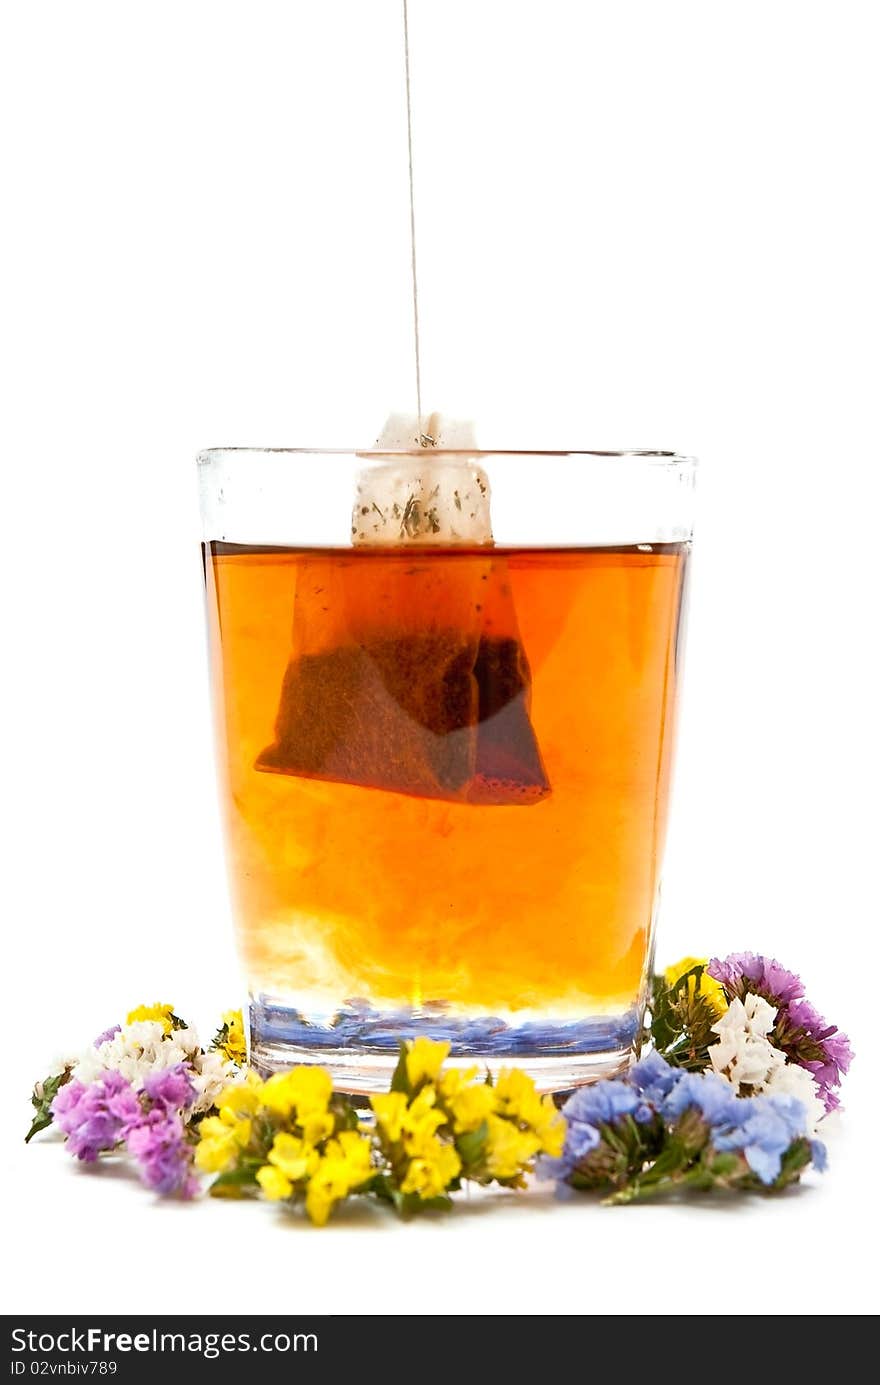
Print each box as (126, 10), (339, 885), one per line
(444, 1079), (497, 1134)
(708, 994), (785, 1093)
(562, 1078), (644, 1127)
(73, 1019), (243, 1116)
(712, 1092), (812, 1185)
(405, 1037), (449, 1088)
(629, 1049), (682, 1103)
(188, 1047), (244, 1115)
(663, 956), (728, 1016)
(662, 1069), (741, 1125)
(399, 1138), (461, 1200)
(484, 1115), (542, 1180)
(256, 1165), (294, 1201)
(370, 1091), (408, 1143)
(760, 1058), (826, 1134)
(777, 997), (854, 1113)
(93, 1025), (120, 1048)
(142, 1063), (196, 1112)
(398, 1087), (446, 1155)
(51, 1073), (140, 1162)
(126, 1003), (176, 1034)
(304, 1132), (374, 1225)
(213, 1010), (247, 1065)
(707, 953), (803, 1006)
(260, 1067), (335, 1143)
(126, 1110), (197, 1197)
(264, 1131), (320, 1187)
(195, 1085), (254, 1174)
(494, 1069), (564, 1152)
(708, 953), (852, 1114)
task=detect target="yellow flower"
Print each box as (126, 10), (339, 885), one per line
(400, 1137), (461, 1199)
(400, 1086), (446, 1155)
(484, 1115), (542, 1181)
(126, 1002), (175, 1034)
(439, 1066), (480, 1100)
(373, 1086), (447, 1152)
(405, 1037), (450, 1088)
(446, 1081), (497, 1134)
(261, 1066), (335, 1139)
(303, 1131), (373, 1226)
(218, 1072), (263, 1118)
(371, 1091), (409, 1142)
(493, 1068), (565, 1151)
(535, 1101), (566, 1157)
(663, 955), (707, 987)
(663, 956), (727, 1016)
(195, 1111), (252, 1173)
(267, 1131), (320, 1183)
(256, 1165), (293, 1201)
(217, 1009), (247, 1064)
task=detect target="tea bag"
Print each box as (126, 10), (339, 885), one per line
(257, 415), (549, 805)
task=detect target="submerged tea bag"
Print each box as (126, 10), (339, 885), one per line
(257, 416), (550, 805)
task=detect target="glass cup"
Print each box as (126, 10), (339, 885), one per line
(199, 448), (695, 1092)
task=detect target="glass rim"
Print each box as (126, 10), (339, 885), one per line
(198, 447), (696, 466)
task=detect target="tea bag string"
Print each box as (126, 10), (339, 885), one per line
(402, 0), (429, 446)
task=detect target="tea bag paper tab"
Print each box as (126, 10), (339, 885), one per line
(353, 413), (493, 547)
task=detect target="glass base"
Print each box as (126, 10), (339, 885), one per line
(248, 996), (640, 1096)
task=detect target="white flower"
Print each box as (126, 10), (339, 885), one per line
(708, 992), (825, 1134)
(189, 1048), (243, 1114)
(709, 995), (782, 1093)
(73, 1020), (169, 1086)
(166, 1026), (201, 1058)
(762, 1060), (826, 1134)
(68, 1017), (245, 1117)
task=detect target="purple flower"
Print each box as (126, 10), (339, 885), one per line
(51, 1073), (140, 1162)
(708, 952), (853, 1112)
(712, 1092), (810, 1185)
(142, 1064), (196, 1112)
(784, 998), (853, 1109)
(125, 1110), (197, 1197)
(93, 1025), (121, 1048)
(707, 952), (804, 1006)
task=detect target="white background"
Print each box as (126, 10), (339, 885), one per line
(2, 0), (878, 1316)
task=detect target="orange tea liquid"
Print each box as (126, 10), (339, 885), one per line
(204, 543), (688, 1074)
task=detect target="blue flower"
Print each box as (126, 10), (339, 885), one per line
(629, 1050), (681, 1104)
(563, 1079), (642, 1127)
(662, 1070), (739, 1125)
(810, 1139), (828, 1173)
(536, 1112), (602, 1182)
(712, 1093), (810, 1185)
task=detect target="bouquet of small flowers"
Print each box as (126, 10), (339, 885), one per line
(26, 952), (851, 1221)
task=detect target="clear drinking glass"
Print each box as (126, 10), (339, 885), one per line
(199, 447), (696, 1092)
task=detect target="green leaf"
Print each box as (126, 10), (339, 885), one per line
(209, 1165), (261, 1199)
(25, 1068), (72, 1143)
(390, 1042), (412, 1096)
(455, 1121), (488, 1168)
(709, 1152), (741, 1177)
(648, 965), (720, 1071)
(389, 1188), (453, 1218)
